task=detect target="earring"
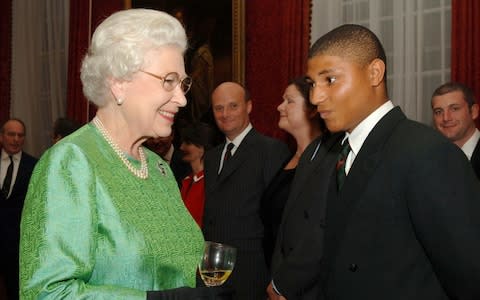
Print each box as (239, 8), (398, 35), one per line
(116, 98), (124, 105)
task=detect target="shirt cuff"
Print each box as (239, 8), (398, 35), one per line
(271, 280), (282, 296)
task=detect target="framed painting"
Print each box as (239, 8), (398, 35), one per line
(125, 0), (245, 124)
(124, 0), (245, 85)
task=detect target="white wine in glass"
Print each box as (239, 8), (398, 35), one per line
(199, 241), (237, 287)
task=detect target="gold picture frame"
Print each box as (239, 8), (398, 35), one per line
(124, 0), (245, 85)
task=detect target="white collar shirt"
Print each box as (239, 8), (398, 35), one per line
(1, 149), (22, 197)
(344, 101), (395, 175)
(218, 123), (253, 173)
(461, 128), (480, 160)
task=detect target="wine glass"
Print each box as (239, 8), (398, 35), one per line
(198, 241), (237, 287)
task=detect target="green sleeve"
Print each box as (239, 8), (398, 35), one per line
(20, 144), (145, 300)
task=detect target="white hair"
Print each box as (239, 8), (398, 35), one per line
(80, 9), (187, 106)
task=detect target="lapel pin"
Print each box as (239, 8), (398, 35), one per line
(157, 161), (167, 176)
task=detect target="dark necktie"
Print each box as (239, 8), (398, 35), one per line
(223, 142), (234, 162)
(2, 156), (14, 198)
(336, 140), (351, 191)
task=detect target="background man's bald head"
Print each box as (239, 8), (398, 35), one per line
(212, 82), (251, 102)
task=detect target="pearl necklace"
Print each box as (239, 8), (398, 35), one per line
(92, 117), (148, 179)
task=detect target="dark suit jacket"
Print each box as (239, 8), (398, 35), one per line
(203, 128), (290, 300)
(0, 151), (37, 297)
(271, 133), (343, 300)
(322, 107), (480, 300)
(471, 138), (480, 179)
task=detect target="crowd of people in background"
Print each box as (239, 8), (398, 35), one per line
(0, 8), (479, 300)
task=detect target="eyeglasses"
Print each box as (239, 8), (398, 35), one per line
(139, 70), (192, 94)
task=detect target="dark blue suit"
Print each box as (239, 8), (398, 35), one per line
(203, 128), (290, 300)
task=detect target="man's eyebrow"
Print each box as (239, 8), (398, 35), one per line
(317, 68), (337, 76)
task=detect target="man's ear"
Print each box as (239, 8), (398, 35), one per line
(246, 99), (252, 114)
(368, 58), (385, 87)
(471, 103), (479, 121)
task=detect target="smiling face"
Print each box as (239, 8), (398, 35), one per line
(431, 90), (479, 147)
(277, 84), (311, 134)
(307, 54), (386, 133)
(112, 45), (188, 138)
(211, 82), (252, 140)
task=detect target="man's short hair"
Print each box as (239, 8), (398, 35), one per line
(431, 82), (477, 108)
(309, 24), (387, 73)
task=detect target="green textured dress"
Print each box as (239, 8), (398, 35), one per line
(19, 124), (204, 299)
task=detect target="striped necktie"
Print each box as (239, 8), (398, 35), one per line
(336, 141), (351, 191)
(223, 142), (234, 162)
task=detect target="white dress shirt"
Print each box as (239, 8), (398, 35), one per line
(218, 123), (253, 174)
(461, 128), (480, 160)
(1, 149), (22, 197)
(344, 101), (395, 175)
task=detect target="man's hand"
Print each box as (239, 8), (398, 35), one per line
(266, 282), (287, 300)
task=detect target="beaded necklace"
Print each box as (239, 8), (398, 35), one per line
(92, 116), (148, 179)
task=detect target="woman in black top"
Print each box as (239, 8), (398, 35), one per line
(262, 77), (326, 267)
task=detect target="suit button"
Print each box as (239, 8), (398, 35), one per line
(303, 210), (309, 219)
(349, 264), (358, 272)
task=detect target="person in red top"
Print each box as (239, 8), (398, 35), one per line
(179, 122), (218, 227)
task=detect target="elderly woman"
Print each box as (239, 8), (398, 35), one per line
(19, 9), (228, 300)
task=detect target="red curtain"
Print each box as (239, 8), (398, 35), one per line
(0, 0), (12, 124)
(451, 0), (480, 128)
(245, 0), (311, 141)
(66, 0), (124, 124)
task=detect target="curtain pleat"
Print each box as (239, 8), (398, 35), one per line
(246, 0), (311, 143)
(66, 0), (91, 124)
(66, 0), (124, 124)
(451, 0), (480, 128)
(0, 0), (12, 124)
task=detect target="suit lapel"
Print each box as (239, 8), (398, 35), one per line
(338, 107), (406, 206)
(323, 108), (407, 271)
(10, 153), (25, 197)
(205, 145), (223, 193)
(282, 133), (344, 220)
(471, 139), (480, 178)
(216, 129), (257, 182)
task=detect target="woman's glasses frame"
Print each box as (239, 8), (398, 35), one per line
(139, 70), (192, 94)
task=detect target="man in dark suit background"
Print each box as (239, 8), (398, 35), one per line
(0, 118), (37, 300)
(431, 82), (480, 179)
(305, 24), (480, 299)
(202, 82), (290, 299)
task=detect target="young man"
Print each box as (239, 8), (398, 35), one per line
(203, 82), (290, 299)
(306, 24), (480, 299)
(431, 82), (480, 179)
